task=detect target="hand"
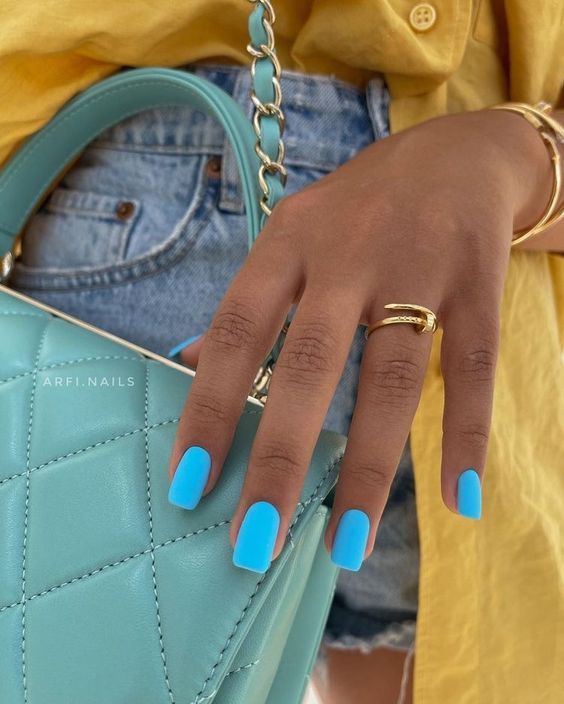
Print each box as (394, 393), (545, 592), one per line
(167, 108), (548, 572)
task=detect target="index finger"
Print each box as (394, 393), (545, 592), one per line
(167, 234), (299, 507)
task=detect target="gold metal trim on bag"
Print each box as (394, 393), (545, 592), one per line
(0, 284), (266, 409)
(0, 234), (22, 283)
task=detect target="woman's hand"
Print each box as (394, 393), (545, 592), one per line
(167, 108), (552, 572)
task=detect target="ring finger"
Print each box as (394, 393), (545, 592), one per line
(325, 303), (436, 570)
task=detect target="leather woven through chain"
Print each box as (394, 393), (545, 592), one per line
(247, 0), (287, 218)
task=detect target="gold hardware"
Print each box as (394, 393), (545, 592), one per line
(206, 155), (222, 176)
(0, 252), (14, 282)
(0, 233), (22, 284)
(364, 303), (438, 340)
(491, 102), (564, 246)
(0, 284), (266, 408)
(247, 0), (287, 217)
(249, 319), (291, 402)
(251, 361), (274, 404)
(115, 200), (136, 221)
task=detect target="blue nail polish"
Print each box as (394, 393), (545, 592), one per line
(168, 446), (211, 510)
(167, 334), (203, 359)
(457, 468), (482, 520)
(233, 501), (280, 574)
(331, 509), (370, 571)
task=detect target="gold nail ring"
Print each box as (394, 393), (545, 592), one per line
(364, 303), (438, 340)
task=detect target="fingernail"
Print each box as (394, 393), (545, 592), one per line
(331, 509), (370, 571)
(457, 468), (482, 520)
(233, 501), (280, 574)
(168, 446), (211, 510)
(167, 333), (203, 359)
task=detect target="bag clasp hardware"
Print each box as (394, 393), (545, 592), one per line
(0, 233), (22, 283)
(250, 318), (290, 404)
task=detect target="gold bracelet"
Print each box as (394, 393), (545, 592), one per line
(491, 102), (564, 247)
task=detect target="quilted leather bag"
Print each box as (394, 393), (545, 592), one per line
(0, 4), (346, 703)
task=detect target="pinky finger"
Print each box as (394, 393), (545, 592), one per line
(440, 305), (501, 519)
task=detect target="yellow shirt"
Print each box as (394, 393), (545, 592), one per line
(1, 2), (563, 702)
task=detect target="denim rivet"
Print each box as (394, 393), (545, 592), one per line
(206, 155), (222, 177)
(115, 200), (136, 220)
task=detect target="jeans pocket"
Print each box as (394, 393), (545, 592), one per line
(13, 146), (210, 290)
(20, 188), (141, 271)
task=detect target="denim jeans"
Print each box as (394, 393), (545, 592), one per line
(11, 63), (419, 652)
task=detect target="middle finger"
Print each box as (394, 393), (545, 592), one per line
(231, 285), (362, 572)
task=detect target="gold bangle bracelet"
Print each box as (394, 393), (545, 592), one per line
(491, 102), (564, 247)
(499, 101), (564, 143)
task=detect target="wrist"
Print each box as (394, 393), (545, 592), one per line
(479, 108), (564, 247)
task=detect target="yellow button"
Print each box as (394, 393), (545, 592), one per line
(409, 3), (437, 32)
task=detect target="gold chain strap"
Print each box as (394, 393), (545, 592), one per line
(246, 0), (287, 217)
(245, 0), (292, 402)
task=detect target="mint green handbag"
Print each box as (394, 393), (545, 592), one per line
(0, 3), (345, 703)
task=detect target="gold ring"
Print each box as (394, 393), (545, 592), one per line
(364, 303), (438, 341)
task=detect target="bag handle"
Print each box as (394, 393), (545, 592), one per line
(0, 0), (286, 262)
(0, 69), (263, 263)
(0, 0), (289, 401)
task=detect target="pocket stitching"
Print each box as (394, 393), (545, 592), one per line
(13, 157), (213, 289)
(46, 189), (141, 222)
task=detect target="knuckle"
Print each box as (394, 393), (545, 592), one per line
(268, 190), (320, 238)
(364, 354), (422, 409)
(457, 345), (497, 383)
(208, 298), (262, 352)
(453, 422), (491, 452)
(253, 442), (303, 484)
(346, 461), (391, 493)
(276, 320), (338, 385)
(186, 389), (229, 427)
(274, 190), (315, 221)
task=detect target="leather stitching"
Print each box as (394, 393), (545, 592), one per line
(0, 354), (143, 387)
(143, 363), (175, 703)
(225, 660), (260, 677)
(192, 577), (266, 703)
(0, 418), (180, 487)
(190, 659), (260, 701)
(20, 320), (49, 704)
(0, 521), (231, 614)
(0, 311), (45, 317)
(192, 452), (343, 702)
(1, 306), (341, 701)
(0, 408), (264, 487)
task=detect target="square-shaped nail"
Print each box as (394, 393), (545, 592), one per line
(457, 468), (482, 519)
(168, 446), (211, 510)
(331, 509), (370, 571)
(233, 501), (280, 573)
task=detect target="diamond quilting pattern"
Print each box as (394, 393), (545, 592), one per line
(31, 357), (147, 469)
(0, 601), (22, 702)
(39, 316), (140, 364)
(0, 311), (49, 381)
(25, 556), (166, 702)
(0, 288), (344, 704)
(0, 377), (36, 481)
(0, 300), (197, 702)
(25, 432), (150, 596)
(146, 362), (192, 428)
(0, 476), (26, 606)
